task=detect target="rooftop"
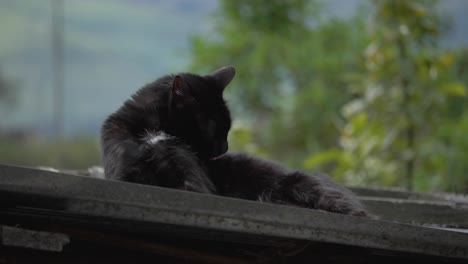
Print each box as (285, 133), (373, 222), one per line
(0, 164), (467, 263)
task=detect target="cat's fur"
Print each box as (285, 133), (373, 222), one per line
(100, 66), (235, 193)
(101, 66), (367, 216)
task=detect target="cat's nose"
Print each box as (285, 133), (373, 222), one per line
(221, 141), (228, 153)
(212, 142), (228, 157)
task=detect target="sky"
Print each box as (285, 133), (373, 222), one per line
(0, 0), (467, 138)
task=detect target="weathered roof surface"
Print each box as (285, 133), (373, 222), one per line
(351, 187), (468, 228)
(0, 164), (467, 263)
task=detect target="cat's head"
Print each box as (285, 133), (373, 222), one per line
(169, 66), (235, 161)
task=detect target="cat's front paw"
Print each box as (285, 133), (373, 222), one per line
(317, 191), (368, 216)
(118, 141), (150, 178)
(121, 140), (151, 164)
(350, 210), (368, 217)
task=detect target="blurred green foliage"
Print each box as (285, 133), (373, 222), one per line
(336, 0), (466, 191)
(192, 0), (367, 167)
(192, 0), (468, 193)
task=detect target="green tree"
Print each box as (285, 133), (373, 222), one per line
(191, 0), (366, 167)
(191, 0), (467, 193)
(435, 48), (468, 193)
(329, 0), (467, 191)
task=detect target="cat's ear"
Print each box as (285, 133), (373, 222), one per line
(208, 66), (236, 92)
(172, 75), (185, 103)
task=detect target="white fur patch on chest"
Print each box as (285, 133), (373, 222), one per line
(145, 132), (171, 145)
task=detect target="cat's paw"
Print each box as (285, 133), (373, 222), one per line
(118, 141), (151, 177)
(350, 210), (368, 217)
(121, 140), (153, 164)
(315, 188), (368, 216)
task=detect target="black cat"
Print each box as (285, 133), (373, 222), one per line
(101, 66), (235, 193)
(101, 66), (367, 216)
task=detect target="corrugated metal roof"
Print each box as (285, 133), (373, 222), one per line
(0, 164), (467, 263)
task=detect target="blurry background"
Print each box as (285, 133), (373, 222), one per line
(0, 0), (467, 193)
